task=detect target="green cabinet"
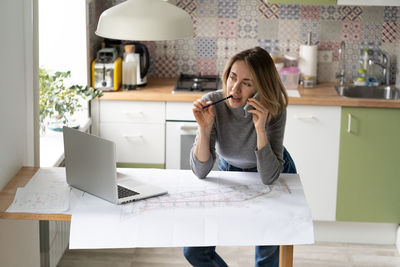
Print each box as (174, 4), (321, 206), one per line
(336, 107), (400, 223)
(266, 0), (336, 4)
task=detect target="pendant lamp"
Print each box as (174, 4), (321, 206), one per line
(95, 0), (194, 41)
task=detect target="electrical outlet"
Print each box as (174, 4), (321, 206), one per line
(318, 50), (333, 63)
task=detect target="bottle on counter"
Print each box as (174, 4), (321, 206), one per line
(361, 49), (369, 70)
(122, 44), (138, 90)
(354, 68), (367, 86)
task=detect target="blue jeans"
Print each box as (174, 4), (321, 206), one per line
(184, 148), (297, 267)
(217, 147), (297, 174)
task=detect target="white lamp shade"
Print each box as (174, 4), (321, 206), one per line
(95, 0), (194, 41)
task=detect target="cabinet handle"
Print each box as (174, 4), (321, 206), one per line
(123, 133), (142, 139)
(124, 111), (143, 117)
(347, 113), (352, 133)
(180, 124), (198, 134)
(293, 114), (316, 120)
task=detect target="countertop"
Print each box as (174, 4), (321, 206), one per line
(98, 78), (400, 109)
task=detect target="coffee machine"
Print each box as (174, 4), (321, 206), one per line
(127, 42), (150, 86)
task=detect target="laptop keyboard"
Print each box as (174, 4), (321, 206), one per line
(118, 185), (139, 199)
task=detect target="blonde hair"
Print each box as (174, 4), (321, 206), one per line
(222, 47), (288, 120)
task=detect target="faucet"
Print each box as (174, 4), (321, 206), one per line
(368, 50), (391, 85)
(336, 41), (346, 86)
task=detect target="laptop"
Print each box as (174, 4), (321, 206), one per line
(63, 126), (167, 204)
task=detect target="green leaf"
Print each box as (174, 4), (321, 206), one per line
(39, 67), (103, 125)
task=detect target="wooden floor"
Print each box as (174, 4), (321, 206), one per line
(58, 242), (400, 267)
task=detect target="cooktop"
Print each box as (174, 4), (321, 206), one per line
(173, 74), (221, 93)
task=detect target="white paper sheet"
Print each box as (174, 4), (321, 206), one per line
(69, 169), (314, 249)
(6, 187), (70, 213)
(6, 168), (83, 214)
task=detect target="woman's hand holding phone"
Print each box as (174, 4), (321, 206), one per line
(245, 92), (270, 150)
(243, 92), (258, 117)
(245, 92), (269, 132)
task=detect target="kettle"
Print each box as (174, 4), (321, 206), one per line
(129, 42), (150, 86)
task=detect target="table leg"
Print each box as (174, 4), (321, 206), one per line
(279, 245), (293, 267)
(40, 220), (50, 267)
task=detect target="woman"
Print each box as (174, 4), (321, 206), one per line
(184, 47), (296, 267)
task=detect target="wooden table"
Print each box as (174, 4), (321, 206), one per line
(0, 167), (294, 267)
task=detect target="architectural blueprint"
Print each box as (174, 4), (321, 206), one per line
(70, 169), (314, 249)
(119, 182), (294, 221)
(6, 167), (314, 248)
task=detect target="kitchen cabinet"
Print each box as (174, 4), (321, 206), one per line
(336, 107), (400, 223)
(284, 105), (341, 221)
(165, 102), (196, 170)
(337, 0), (400, 6)
(266, 0), (336, 4)
(98, 101), (165, 168)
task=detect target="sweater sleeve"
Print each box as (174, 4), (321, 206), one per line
(255, 111), (286, 185)
(189, 124), (217, 179)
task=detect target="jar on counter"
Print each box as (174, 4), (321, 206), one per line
(280, 67), (300, 89)
(122, 44), (138, 90)
(283, 54), (298, 68)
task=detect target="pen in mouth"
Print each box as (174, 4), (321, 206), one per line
(202, 95), (233, 109)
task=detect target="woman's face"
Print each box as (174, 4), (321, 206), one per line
(226, 60), (256, 108)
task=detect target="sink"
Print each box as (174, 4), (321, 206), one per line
(335, 85), (400, 100)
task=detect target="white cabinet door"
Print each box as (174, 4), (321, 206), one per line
(100, 122), (165, 164)
(99, 101), (165, 123)
(284, 105), (341, 221)
(98, 101), (166, 165)
(166, 102), (195, 121)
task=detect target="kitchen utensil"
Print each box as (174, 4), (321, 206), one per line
(127, 42), (150, 86)
(280, 67), (300, 89)
(92, 47), (122, 91)
(122, 44), (138, 90)
(299, 44), (318, 88)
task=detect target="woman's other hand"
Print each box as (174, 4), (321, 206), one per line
(192, 99), (215, 163)
(192, 99), (215, 132)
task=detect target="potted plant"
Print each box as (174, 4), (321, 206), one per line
(39, 67), (103, 132)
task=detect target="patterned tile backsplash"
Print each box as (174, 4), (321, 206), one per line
(93, 1), (400, 84)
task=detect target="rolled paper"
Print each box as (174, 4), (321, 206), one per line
(299, 45), (318, 78)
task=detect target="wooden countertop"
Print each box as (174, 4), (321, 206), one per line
(99, 78), (400, 108)
(0, 167), (71, 221)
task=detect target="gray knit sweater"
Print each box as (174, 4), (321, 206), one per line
(190, 90), (286, 185)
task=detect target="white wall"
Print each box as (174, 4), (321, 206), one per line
(0, 220), (40, 267)
(0, 0), (32, 189)
(0, 1), (40, 266)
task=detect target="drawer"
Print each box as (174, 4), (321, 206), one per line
(166, 102), (195, 121)
(99, 123), (165, 164)
(99, 101), (165, 123)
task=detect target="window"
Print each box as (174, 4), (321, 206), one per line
(39, 0), (89, 167)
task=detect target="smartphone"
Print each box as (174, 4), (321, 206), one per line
(243, 92), (259, 118)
